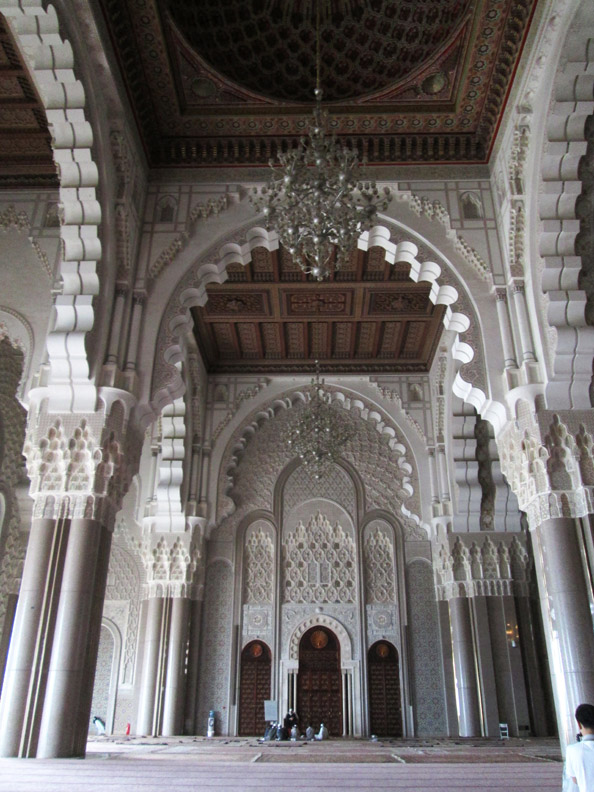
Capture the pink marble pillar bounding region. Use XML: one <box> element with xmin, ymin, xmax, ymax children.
<box><xmin>162</xmin><ymin>597</ymin><xmax>190</xmax><ymax>736</ymax></box>
<box><xmin>0</xmin><ymin>517</ymin><xmax>67</xmax><ymax>757</ymax></box>
<box><xmin>36</xmin><ymin>518</ymin><xmax>103</xmax><ymax>758</ymax></box>
<box><xmin>136</xmin><ymin>596</ymin><xmax>165</xmax><ymax>736</ymax></box>
<box><xmin>533</xmin><ymin>516</ymin><xmax>594</xmax><ymax>747</ymax></box>
<box><xmin>449</xmin><ymin>596</ymin><xmax>481</xmax><ymax>736</ymax></box>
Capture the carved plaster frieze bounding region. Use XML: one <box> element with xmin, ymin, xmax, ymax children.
<box><xmin>22</xmin><ymin>401</ymin><xmax>138</xmax><ymax>524</ymax></box>
<box><xmin>434</xmin><ymin>532</ymin><xmax>531</xmax><ymax>601</ymax></box>
<box><xmin>139</xmin><ymin>533</ymin><xmax>201</xmax><ymax>599</ymax></box>
<box><xmin>215</xmin><ymin>387</ymin><xmax>427</xmax><ymax>540</ymax></box>
<box><xmin>498</xmin><ymin>410</ymin><xmax>594</xmax><ymax>528</ymax></box>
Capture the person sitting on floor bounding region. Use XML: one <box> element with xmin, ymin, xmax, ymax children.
<box><xmin>315</xmin><ymin>723</ymin><xmax>329</xmax><ymax>741</ymax></box>
<box><xmin>305</xmin><ymin>725</ymin><xmax>315</xmax><ymax>741</ymax></box>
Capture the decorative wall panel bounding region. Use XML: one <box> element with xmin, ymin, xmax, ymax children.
<box><xmin>407</xmin><ymin>560</ymin><xmax>447</xmax><ymax>736</ymax></box>
<box><xmin>243</xmin><ymin>523</ymin><xmax>274</xmax><ymax>605</ymax></box>
<box><xmin>284</xmin><ymin>512</ymin><xmax>356</xmax><ymax>604</ymax></box>
<box><xmin>364</xmin><ymin>521</ymin><xmax>396</xmax><ymax>604</ymax></box>
<box><xmin>283</xmin><ymin>463</ymin><xmax>356</xmax><ymax>523</ymax></box>
<box><xmin>197</xmin><ymin>560</ymin><xmax>233</xmax><ymax>735</ymax></box>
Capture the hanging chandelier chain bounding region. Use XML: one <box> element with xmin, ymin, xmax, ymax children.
<box><xmin>284</xmin><ymin>361</ymin><xmax>355</xmax><ymax>480</ymax></box>
<box><xmin>250</xmin><ymin>1</ymin><xmax>391</xmax><ymax>281</ymax></box>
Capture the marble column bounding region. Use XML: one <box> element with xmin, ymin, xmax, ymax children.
<box><xmin>515</xmin><ymin>595</ymin><xmax>551</xmax><ymax>736</ymax></box>
<box><xmin>105</xmin><ymin>287</ymin><xmax>127</xmax><ymax>364</ymax></box>
<box><xmin>73</xmin><ymin>524</ymin><xmax>112</xmax><ymax>754</ymax></box>
<box><xmin>136</xmin><ymin>596</ymin><xmax>165</xmax><ymax>736</ymax></box>
<box><xmin>495</xmin><ymin>289</ymin><xmax>518</xmax><ymax>368</ymax></box>
<box><xmin>162</xmin><ymin>597</ymin><xmax>190</xmax><ymax>736</ymax></box>
<box><xmin>36</xmin><ymin>518</ymin><xmax>104</xmax><ymax>758</ymax></box>
<box><xmin>184</xmin><ymin>599</ymin><xmax>203</xmax><ymax>734</ymax></box>
<box><xmin>532</xmin><ymin>517</ymin><xmax>594</xmax><ymax>747</ymax></box>
<box><xmin>0</xmin><ymin>517</ymin><xmax>67</xmax><ymax>758</ymax></box>
<box><xmin>449</xmin><ymin>596</ymin><xmax>481</xmax><ymax>736</ymax></box>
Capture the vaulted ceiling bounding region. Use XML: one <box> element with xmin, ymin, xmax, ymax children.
<box><xmin>99</xmin><ymin>0</ymin><xmax>537</xmax><ymax>167</ymax></box>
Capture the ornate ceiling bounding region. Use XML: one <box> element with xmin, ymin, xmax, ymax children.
<box><xmin>192</xmin><ymin>244</ymin><xmax>446</xmax><ymax>373</ymax></box>
<box><xmin>0</xmin><ymin>13</ymin><xmax>56</xmax><ymax>186</ymax></box>
<box><xmin>100</xmin><ymin>0</ymin><xmax>537</xmax><ymax>166</ymax></box>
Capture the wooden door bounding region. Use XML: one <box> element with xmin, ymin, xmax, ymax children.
<box><xmin>238</xmin><ymin>640</ymin><xmax>271</xmax><ymax>736</ymax></box>
<box><xmin>368</xmin><ymin>641</ymin><xmax>402</xmax><ymax>737</ymax></box>
<box><xmin>297</xmin><ymin>627</ymin><xmax>342</xmax><ymax>736</ymax></box>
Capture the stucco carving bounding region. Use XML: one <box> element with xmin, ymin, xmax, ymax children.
<box><xmin>364</xmin><ymin>522</ymin><xmax>396</xmax><ymax>604</ymax></box>
<box><xmin>288</xmin><ymin>613</ymin><xmax>353</xmax><ymax>663</ymax></box>
<box><xmin>197</xmin><ymin>559</ymin><xmax>233</xmax><ymax>734</ymax></box>
<box><xmin>244</xmin><ymin>525</ymin><xmax>274</xmax><ymax>604</ymax></box>
<box><xmin>434</xmin><ymin>532</ymin><xmax>531</xmax><ymax>600</ymax></box>
<box><xmin>284</xmin><ymin>512</ymin><xmax>356</xmax><ymax>605</ymax></box>
<box><xmin>217</xmin><ymin>387</ymin><xmax>427</xmax><ymax>539</ymax></box>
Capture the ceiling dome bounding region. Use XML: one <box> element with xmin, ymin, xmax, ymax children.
<box><xmin>166</xmin><ymin>0</ymin><xmax>471</xmax><ymax>103</ymax></box>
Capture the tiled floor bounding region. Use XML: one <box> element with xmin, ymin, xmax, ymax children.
<box><xmin>0</xmin><ymin>737</ymin><xmax>564</xmax><ymax>792</ymax></box>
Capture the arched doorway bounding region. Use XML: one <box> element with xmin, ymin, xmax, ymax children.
<box><xmin>367</xmin><ymin>640</ymin><xmax>402</xmax><ymax>737</ymax></box>
<box><xmin>297</xmin><ymin>626</ymin><xmax>342</xmax><ymax>736</ymax></box>
<box><xmin>238</xmin><ymin>640</ymin><xmax>271</xmax><ymax>736</ymax></box>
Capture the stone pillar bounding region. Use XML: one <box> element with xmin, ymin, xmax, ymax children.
<box><xmin>73</xmin><ymin>524</ymin><xmax>113</xmax><ymax>754</ymax></box>
<box><xmin>184</xmin><ymin>598</ymin><xmax>203</xmax><ymax>734</ymax></box>
<box><xmin>511</xmin><ymin>281</ymin><xmax>536</xmax><ymax>363</ymax></box>
<box><xmin>437</xmin><ymin>444</ymin><xmax>450</xmax><ymax>502</ymax></box>
<box><xmin>162</xmin><ymin>597</ymin><xmax>190</xmax><ymax>736</ymax></box>
<box><xmin>495</xmin><ymin>289</ymin><xmax>518</xmax><ymax>368</ymax></box>
<box><xmin>125</xmin><ymin>292</ymin><xmax>145</xmax><ymax>371</ymax></box>
<box><xmin>136</xmin><ymin>596</ymin><xmax>165</xmax><ymax>736</ymax></box>
<box><xmin>449</xmin><ymin>596</ymin><xmax>481</xmax><ymax>736</ymax></box>
<box><xmin>532</xmin><ymin>516</ymin><xmax>594</xmax><ymax>746</ymax></box>
<box><xmin>36</xmin><ymin>518</ymin><xmax>105</xmax><ymax>758</ymax></box>
<box><xmin>515</xmin><ymin>595</ymin><xmax>551</xmax><ymax>736</ymax></box>
<box><xmin>0</xmin><ymin>517</ymin><xmax>66</xmax><ymax>757</ymax></box>
<box><xmin>471</xmin><ymin>596</ymin><xmax>499</xmax><ymax>736</ymax></box>
<box><xmin>105</xmin><ymin>287</ymin><xmax>127</xmax><ymax>364</ymax></box>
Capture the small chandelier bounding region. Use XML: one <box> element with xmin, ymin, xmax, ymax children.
<box><xmin>286</xmin><ymin>363</ymin><xmax>355</xmax><ymax>479</ymax></box>
<box><xmin>251</xmin><ymin>7</ymin><xmax>391</xmax><ymax>281</ymax></box>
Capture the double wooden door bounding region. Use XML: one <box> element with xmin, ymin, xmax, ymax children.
<box><xmin>297</xmin><ymin>627</ymin><xmax>342</xmax><ymax>736</ymax></box>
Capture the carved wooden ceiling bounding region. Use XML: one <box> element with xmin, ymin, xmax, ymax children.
<box><xmin>0</xmin><ymin>14</ymin><xmax>57</xmax><ymax>186</ymax></box>
<box><xmin>99</xmin><ymin>0</ymin><xmax>537</xmax><ymax>166</ymax></box>
<box><xmin>192</xmin><ymin>245</ymin><xmax>446</xmax><ymax>373</ymax></box>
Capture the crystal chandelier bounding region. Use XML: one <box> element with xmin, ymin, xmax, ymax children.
<box><xmin>251</xmin><ymin>6</ymin><xmax>391</xmax><ymax>281</ymax></box>
<box><xmin>286</xmin><ymin>363</ymin><xmax>355</xmax><ymax>479</ymax></box>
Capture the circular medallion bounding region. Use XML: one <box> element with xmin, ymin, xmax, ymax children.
<box><xmin>310</xmin><ymin>629</ymin><xmax>329</xmax><ymax>649</ymax></box>
<box><xmin>250</xmin><ymin>642</ymin><xmax>263</xmax><ymax>658</ymax></box>
<box><xmin>376</xmin><ymin>643</ymin><xmax>390</xmax><ymax>659</ymax></box>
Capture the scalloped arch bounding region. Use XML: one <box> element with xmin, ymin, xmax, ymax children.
<box><xmin>288</xmin><ymin>614</ymin><xmax>352</xmax><ymax>663</ymax></box>
<box><xmin>0</xmin><ymin>1</ymin><xmax>101</xmax><ymax>412</ymax></box>
<box><xmin>149</xmin><ymin>221</ymin><xmax>505</xmax><ymax>432</ymax></box>
<box><xmin>218</xmin><ymin>387</ymin><xmax>429</xmax><ymax>537</ymax></box>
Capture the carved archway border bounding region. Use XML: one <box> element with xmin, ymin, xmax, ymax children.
<box><xmin>0</xmin><ymin>307</ymin><xmax>33</xmax><ymax>400</ymax></box>
<box><xmin>288</xmin><ymin>614</ymin><xmax>353</xmax><ymax>663</ymax></box>
<box><xmin>149</xmin><ymin>222</ymin><xmax>505</xmax><ymax>432</ymax></box>
<box><xmin>1</xmin><ymin>2</ymin><xmax>101</xmax><ymax>412</ymax></box>
<box><xmin>218</xmin><ymin>387</ymin><xmax>429</xmax><ymax>538</ymax></box>
<box><xmin>536</xmin><ymin>6</ymin><xmax>594</xmax><ymax>409</ymax></box>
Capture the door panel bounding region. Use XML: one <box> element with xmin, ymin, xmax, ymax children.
<box><xmin>297</xmin><ymin>627</ymin><xmax>342</xmax><ymax>736</ymax></box>
<box><xmin>239</xmin><ymin>641</ymin><xmax>271</xmax><ymax>736</ymax></box>
<box><xmin>368</xmin><ymin>640</ymin><xmax>402</xmax><ymax>737</ymax></box>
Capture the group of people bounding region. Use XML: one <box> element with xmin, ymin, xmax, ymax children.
<box><xmin>262</xmin><ymin>709</ymin><xmax>329</xmax><ymax>742</ymax></box>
